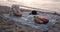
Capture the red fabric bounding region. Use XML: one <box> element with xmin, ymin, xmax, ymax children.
<box><xmin>39</xmin><ymin>18</ymin><xmax>48</xmax><ymax>23</ymax></box>
<box><xmin>16</xmin><ymin>12</ymin><xmax>22</xmax><ymax>14</ymax></box>
<box><xmin>39</xmin><ymin>20</ymin><xmax>44</xmax><ymax>23</ymax></box>
<box><xmin>42</xmin><ymin>18</ymin><xmax>48</xmax><ymax>22</ymax></box>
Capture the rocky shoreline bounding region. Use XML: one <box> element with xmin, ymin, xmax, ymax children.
<box><xmin>0</xmin><ymin>6</ymin><xmax>41</xmax><ymax>32</ymax></box>
<box><xmin>0</xmin><ymin>6</ymin><xmax>60</xmax><ymax>32</ymax></box>
<box><xmin>0</xmin><ymin>16</ymin><xmax>41</xmax><ymax>32</ymax></box>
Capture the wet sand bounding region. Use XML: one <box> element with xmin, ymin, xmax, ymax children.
<box><xmin>0</xmin><ymin>6</ymin><xmax>60</xmax><ymax>32</ymax></box>
<box><xmin>0</xmin><ymin>6</ymin><xmax>41</xmax><ymax>32</ymax></box>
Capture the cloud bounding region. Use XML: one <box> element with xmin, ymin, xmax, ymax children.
<box><xmin>53</xmin><ymin>0</ymin><xmax>60</xmax><ymax>2</ymax></box>
<box><xmin>0</xmin><ymin>0</ymin><xmax>60</xmax><ymax>13</ymax></box>
<box><xmin>48</xmin><ymin>0</ymin><xmax>60</xmax><ymax>2</ymax></box>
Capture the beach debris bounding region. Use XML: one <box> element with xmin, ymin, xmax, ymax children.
<box><xmin>10</xmin><ymin>4</ymin><xmax>22</xmax><ymax>17</ymax></box>
<box><xmin>33</xmin><ymin>16</ymin><xmax>49</xmax><ymax>24</ymax></box>
<box><xmin>30</xmin><ymin>10</ymin><xmax>38</xmax><ymax>15</ymax></box>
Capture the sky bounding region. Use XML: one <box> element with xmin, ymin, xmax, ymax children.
<box><xmin>0</xmin><ymin>0</ymin><xmax>60</xmax><ymax>13</ymax></box>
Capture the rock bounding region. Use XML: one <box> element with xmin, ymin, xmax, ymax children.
<box><xmin>18</xmin><ymin>31</ymin><xmax>24</xmax><ymax>32</ymax></box>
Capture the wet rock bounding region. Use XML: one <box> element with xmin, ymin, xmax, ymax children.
<box><xmin>19</xmin><ymin>31</ymin><xmax>24</xmax><ymax>32</ymax></box>
<box><xmin>5</xmin><ymin>30</ymin><xmax>13</xmax><ymax>32</ymax></box>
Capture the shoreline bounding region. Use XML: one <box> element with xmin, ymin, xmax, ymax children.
<box><xmin>0</xmin><ymin>5</ymin><xmax>60</xmax><ymax>32</ymax></box>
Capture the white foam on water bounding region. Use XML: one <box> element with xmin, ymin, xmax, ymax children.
<box><xmin>2</xmin><ymin>12</ymin><xmax>60</xmax><ymax>31</ymax></box>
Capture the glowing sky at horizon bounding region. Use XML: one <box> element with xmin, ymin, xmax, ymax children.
<box><xmin>0</xmin><ymin>0</ymin><xmax>60</xmax><ymax>13</ymax></box>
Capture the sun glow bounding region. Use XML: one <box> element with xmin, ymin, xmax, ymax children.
<box><xmin>11</xmin><ymin>0</ymin><xmax>53</xmax><ymax>7</ymax></box>
<box><xmin>0</xmin><ymin>0</ymin><xmax>60</xmax><ymax>12</ymax></box>
<box><xmin>10</xmin><ymin>0</ymin><xmax>60</xmax><ymax>13</ymax></box>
